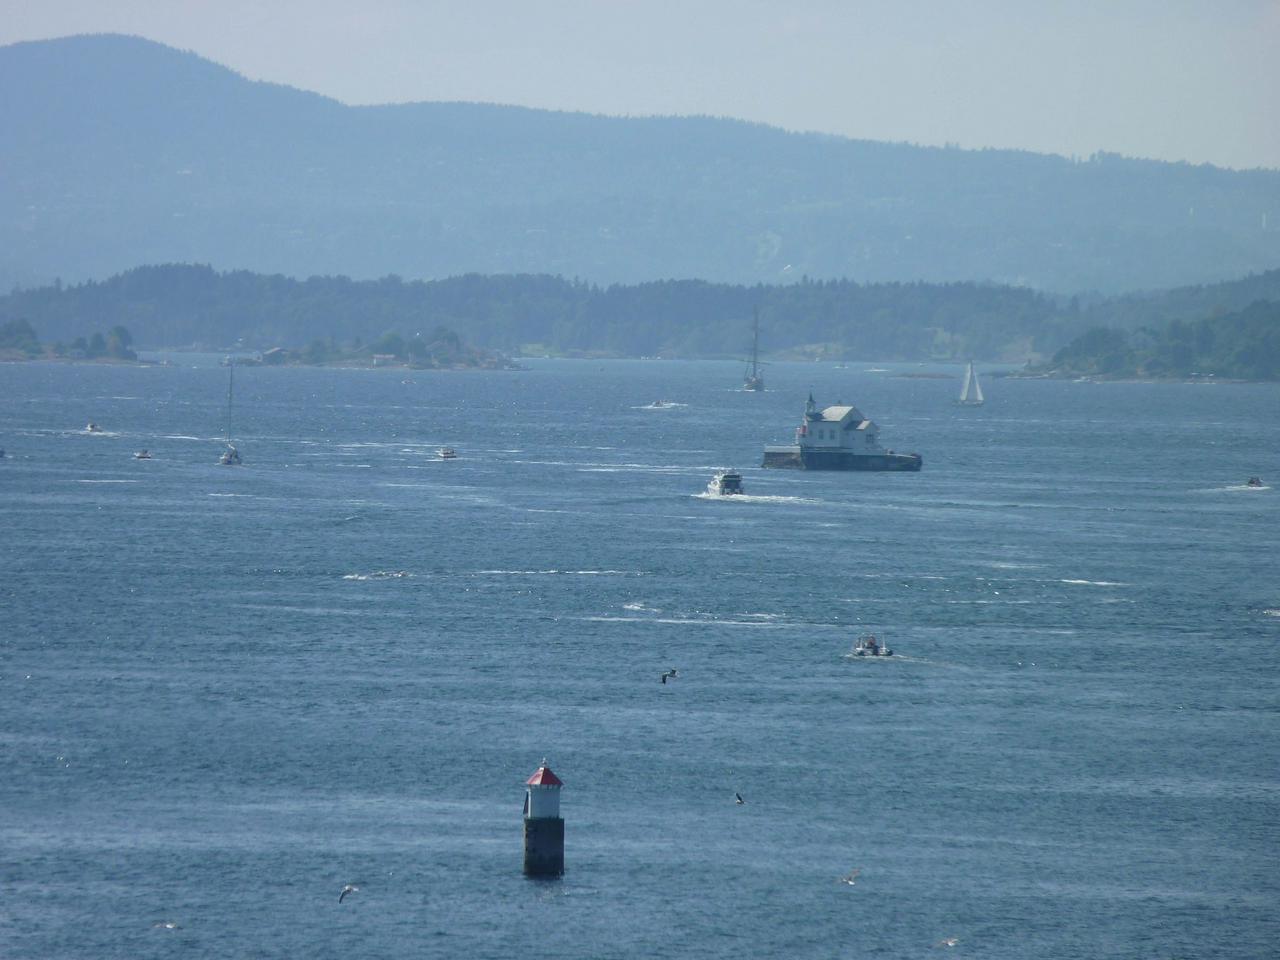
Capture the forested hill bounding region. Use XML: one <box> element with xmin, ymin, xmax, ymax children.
<box><xmin>3</xmin><ymin>34</ymin><xmax>1280</xmax><ymax>295</ymax></box>
<box><xmin>1</xmin><ymin>265</ymin><xmax>1062</xmax><ymax>360</ymax></box>
<box><xmin>1038</xmin><ymin>300</ymin><xmax>1280</xmax><ymax>380</ymax></box>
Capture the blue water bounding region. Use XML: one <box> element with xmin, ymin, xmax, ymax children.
<box><xmin>2</xmin><ymin>358</ymin><xmax>1277</xmax><ymax>959</ymax></box>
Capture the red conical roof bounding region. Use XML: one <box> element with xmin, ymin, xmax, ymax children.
<box><xmin>526</xmin><ymin>764</ymin><xmax>563</xmax><ymax>786</ymax></box>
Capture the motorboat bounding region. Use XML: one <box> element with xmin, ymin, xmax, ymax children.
<box><xmin>707</xmin><ymin>470</ymin><xmax>744</xmax><ymax>496</ymax></box>
<box><xmin>133</xmin><ymin>450</ymin><xmax>152</xmax><ymax>460</ymax></box>
<box><xmin>85</xmin><ymin>421</ymin><xmax>102</xmax><ymax>432</ymax></box>
<box><xmin>848</xmin><ymin>634</ymin><xmax>893</xmax><ymax>657</ymax></box>
<box><xmin>1246</xmin><ymin>476</ymin><xmax>1263</xmax><ymax>487</ymax></box>
<box><xmin>219</xmin><ymin>444</ymin><xmax>241</xmax><ymax>466</ymax></box>
<box><xmin>437</xmin><ymin>447</ymin><xmax>458</xmax><ymax>460</ymax></box>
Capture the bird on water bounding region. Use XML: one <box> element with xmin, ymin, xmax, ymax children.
<box><xmin>838</xmin><ymin>869</ymin><xmax>860</xmax><ymax>885</ymax></box>
<box><xmin>339</xmin><ymin>884</ymin><xmax>359</xmax><ymax>903</ymax></box>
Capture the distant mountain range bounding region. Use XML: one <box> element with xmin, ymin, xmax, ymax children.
<box><xmin>2</xmin><ymin>34</ymin><xmax>1278</xmax><ymax>295</ymax></box>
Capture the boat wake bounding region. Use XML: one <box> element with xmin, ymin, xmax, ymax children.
<box><xmin>693</xmin><ymin>492</ymin><xmax>819</xmax><ymax>505</ymax></box>
<box><xmin>1059</xmin><ymin>579</ymin><xmax>1128</xmax><ymax>587</ymax></box>
<box><xmin>342</xmin><ymin>570</ymin><xmax>413</xmax><ymax>581</ymax></box>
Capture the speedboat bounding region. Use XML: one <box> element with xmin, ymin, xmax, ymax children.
<box><xmin>219</xmin><ymin>444</ymin><xmax>241</xmax><ymax>466</ymax></box>
<box><xmin>437</xmin><ymin>447</ymin><xmax>458</xmax><ymax>460</ymax></box>
<box><xmin>133</xmin><ymin>450</ymin><xmax>152</xmax><ymax>460</ymax></box>
<box><xmin>85</xmin><ymin>422</ymin><xmax>102</xmax><ymax>433</ymax></box>
<box><xmin>1246</xmin><ymin>476</ymin><xmax>1263</xmax><ymax>487</ymax></box>
<box><xmin>707</xmin><ymin>470</ymin><xmax>744</xmax><ymax>496</ymax></box>
<box><xmin>848</xmin><ymin>634</ymin><xmax>893</xmax><ymax>657</ymax></box>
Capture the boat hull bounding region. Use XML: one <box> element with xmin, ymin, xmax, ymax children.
<box><xmin>762</xmin><ymin>446</ymin><xmax>922</xmax><ymax>471</ymax></box>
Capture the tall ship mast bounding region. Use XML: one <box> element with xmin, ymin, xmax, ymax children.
<box><xmin>743</xmin><ymin>308</ymin><xmax>765</xmax><ymax>392</ymax></box>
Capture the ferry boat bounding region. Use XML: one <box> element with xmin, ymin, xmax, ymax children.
<box><xmin>847</xmin><ymin>634</ymin><xmax>893</xmax><ymax>657</ymax></box>
<box><xmin>437</xmin><ymin>447</ymin><xmax>458</xmax><ymax>460</ymax></box>
<box><xmin>763</xmin><ymin>394</ymin><xmax>922</xmax><ymax>471</ymax></box>
<box><xmin>707</xmin><ymin>470</ymin><xmax>745</xmax><ymax>496</ymax></box>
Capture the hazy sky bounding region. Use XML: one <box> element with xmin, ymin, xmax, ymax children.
<box><xmin>3</xmin><ymin>0</ymin><xmax>1278</xmax><ymax>169</ymax></box>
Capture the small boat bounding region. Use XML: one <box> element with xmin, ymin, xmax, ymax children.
<box><xmin>219</xmin><ymin>444</ymin><xmax>241</xmax><ymax>466</ymax></box>
<box><xmin>707</xmin><ymin>470</ymin><xmax>744</xmax><ymax>496</ymax></box>
<box><xmin>85</xmin><ymin>421</ymin><xmax>102</xmax><ymax>433</ymax></box>
<box><xmin>1246</xmin><ymin>476</ymin><xmax>1263</xmax><ymax>488</ymax></box>
<box><xmin>848</xmin><ymin>634</ymin><xmax>893</xmax><ymax>657</ymax></box>
<box><xmin>954</xmin><ymin>361</ymin><xmax>984</xmax><ymax>406</ymax></box>
<box><xmin>133</xmin><ymin>450</ymin><xmax>152</xmax><ymax>460</ymax></box>
<box><xmin>437</xmin><ymin>447</ymin><xmax>458</xmax><ymax>460</ymax></box>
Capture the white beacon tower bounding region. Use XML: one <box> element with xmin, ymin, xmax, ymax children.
<box><xmin>522</xmin><ymin>759</ymin><xmax>564</xmax><ymax>876</ymax></box>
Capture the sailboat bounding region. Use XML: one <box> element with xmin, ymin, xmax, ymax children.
<box><xmin>743</xmin><ymin>308</ymin><xmax>765</xmax><ymax>392</ymax></box>
<box><xmin>219</xmin><ymin>358</ymin><xmax>242</xmax><ymax>465</ymax></box>
<box><xmin>955</xmin><ymin>360</ymin><xmax>984</xmax><ymax>406</ymax></box>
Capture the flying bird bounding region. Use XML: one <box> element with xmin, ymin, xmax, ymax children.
<box><xmin>660</xmin><ymin>669</ymin><xmax>679</xmax><ymax>684</ymax></box>
<box><xmin>735</xmin><ymin>792</ymin><xmax>746</xmax><ymax>805</ymax></box>
<box><xmin>838</xmin><ymin>869</ymin><xmax>861</xmax><ymax>885</ymax></box>
<box><xmin>935</xmin><ymin>938</ymin><xmax>959</xmax><ymax>948</ymax></box>
<box><xmin>339</xmin><ymin>884</ymin><xmax>359</xmax><ymax>903</ymax></box>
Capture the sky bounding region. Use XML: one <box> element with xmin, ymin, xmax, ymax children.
<box><xmin>2</xmin><ymin>0</ymin><xmax>1278</xmax><ymax>170</ymax></box>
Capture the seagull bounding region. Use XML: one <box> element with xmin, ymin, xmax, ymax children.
<box><xmin>735</xmin><ymin>792</ymin><xmax>746</xmax><ymax>805</ymax></box>
<box><xmin>838</xmin><ymin>869</ymin><xmax>861</xmax><ymax>885</ymax></box>
<box><xmin>935</xmin><ymin>937</ymin><xmax>959</xmax><ymax>948</ymax></box>
<box><xmin>152</xmin><ymin>921</ymin><xmax>180</xmax><ymax>930</ymax></box>
<box><xmin>660</xmin><ymin>669</ymin><xmax>679</xmax><ymax>684</ymax></box>
<box><xmin>339</xmin><ymin>884</ymin><xmax>359</xmax><ymax>903</ymax></box>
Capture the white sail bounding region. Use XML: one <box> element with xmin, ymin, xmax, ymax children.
<box><xmin>959</xmin><ymin>363</ymin><xmax>973</xmax><ymax>401</ymax></box>
<box><xmin>973</xmin><ymin>367</ymin><xmax>984</xmax><ymax>403</ymax></box>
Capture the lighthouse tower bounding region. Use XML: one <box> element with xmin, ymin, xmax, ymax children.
<box><xmin>522</xmin><ymin>760</ymin><xmax>564</xmax><ymax>876</ymax></box>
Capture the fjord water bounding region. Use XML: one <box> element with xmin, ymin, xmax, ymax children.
<box><xmin>2</xmin><ymin>358</ymin><xmax>1277</xmax><ymax>960</ymax></box>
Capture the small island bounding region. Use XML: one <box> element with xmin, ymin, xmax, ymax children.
<box><xmin>1021</xmin><ymin>300</ymin><xmax>1279</xmax><ymax>381</ymax></box>
<box><xmin>243</xmin><ymin>326</ymin><xmax>519</xmax><ymax>370</ymax></box>
<box><xmin>0</xmin><ymin>317</ymin><xmax>516</xmax><ymax>370</ymax></box>
<box><xmin>0</xmin><ymin>318</ymin><xmax>144</xmax><ymax>363</ymax></box>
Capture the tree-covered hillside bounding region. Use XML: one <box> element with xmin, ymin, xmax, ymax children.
<box><xmin>0</xmin><ymin>264</ymin><xmax>1064</xmax><ymax>361</ymax></box>
<box><xmin>1037</xmin><ymin>300</ymin><xmax>1280</xmax><ymax>380</ymax></box>
<box><xmin>2</xmin><ymin>34</ymin><xmax>1278</xmax><ymax>294</ymax></box>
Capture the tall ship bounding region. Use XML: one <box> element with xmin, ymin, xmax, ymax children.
<box><xmin>743</xmin><ymin>309</ymin><xmax>765</xmax><ymax>392</ymax></box>
<box><xmin>763</xmin><ymin>394</ymin><xmax>922</xmax><ymax>471</ymax></box>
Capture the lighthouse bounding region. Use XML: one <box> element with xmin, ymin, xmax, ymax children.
<box><xmin>522</xmin><ymin>759</ymin><xmax>564</xmax><ymax>876</ymax></box>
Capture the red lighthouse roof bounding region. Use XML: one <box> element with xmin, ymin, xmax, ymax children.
<box><xmin>526</xmin><ymin>763</ymin><xmax>563</xmax><ymax>786</ymax></box>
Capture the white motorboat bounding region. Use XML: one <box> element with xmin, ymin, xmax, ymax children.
<box><xmin>707</xmin><ymin>470</ymin><xmax>744</xmax><ymax>495</ymax></box>
<box><xmin>848</xmin><ymin>634</ymin><xmax>893</xmax><ymax>657</ymax></box>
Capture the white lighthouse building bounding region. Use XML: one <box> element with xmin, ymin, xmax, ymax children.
<box><xmin>522</xmin><ymin>760</ymin><xmax>564</xmax><ymax>876</ymax></box>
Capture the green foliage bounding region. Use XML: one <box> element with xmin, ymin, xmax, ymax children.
<box><xmin>0</xmin><ymin>317</ymin><xmax>41</xmax><ymax>354</ymax></box>
<box><xmin>1041</xmin><ymin>301</ymin><xmax>1280</xmax><ymax>379</ymax></box>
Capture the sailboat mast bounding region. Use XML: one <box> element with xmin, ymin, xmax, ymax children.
<box><xmin>225</xmin><ymin>359</ymin><xmax>234</xmax><ymax>443</ymax></box>
<box><xmin>751</xmin><ymin>309</ymin><xmax>760</xmax><ymax>377</ymax></box>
